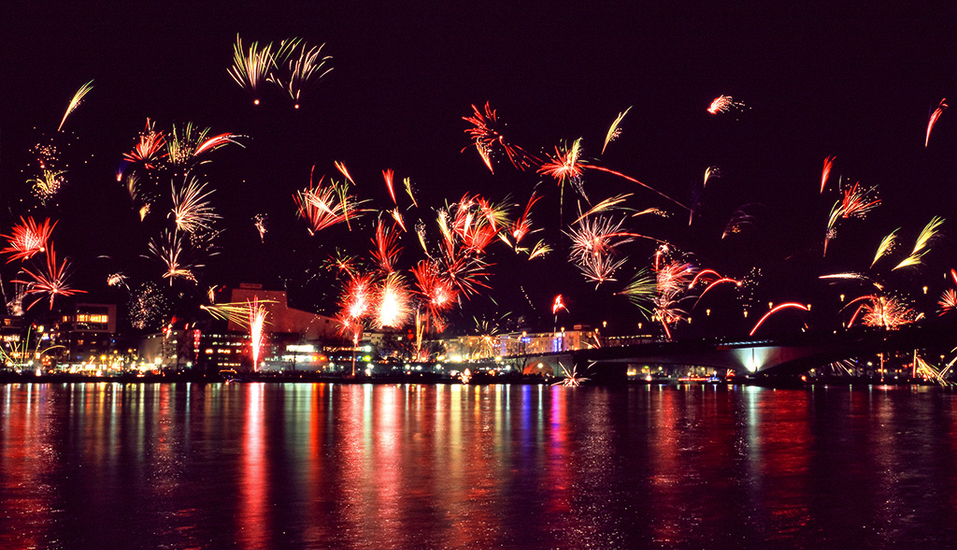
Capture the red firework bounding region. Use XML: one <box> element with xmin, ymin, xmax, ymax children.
<box><xmin>12</xmin><ymin>244</ymin><xmax>86</xmax><ymax>310</ymax></box>
<box><xmin>1</xmin><ymin>217</ymin><xmax>57</xmax><ymax>263</ymax></box>
<box><xmin>462</xmin><ymin>102</ymin><xmax>539</xmax><ymax>172</ymax></box>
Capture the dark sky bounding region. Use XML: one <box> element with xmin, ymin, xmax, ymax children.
<box><xmin>2</xmin><ymin>1</ymin><xmax>956</xmax><ymax>337</ymax></box>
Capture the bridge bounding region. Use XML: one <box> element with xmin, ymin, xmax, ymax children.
<box><xmin>516</xmin><ymin>318</ymin><xmax>957</xmax><ymax>382</ymax></box>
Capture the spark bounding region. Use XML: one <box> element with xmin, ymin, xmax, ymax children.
<box><xmin>707</xmin><ymin>95</ymin><xmax>745</xmax><ymax>115</ymax></box>
<box><xmin>253</xmin><ymin>213</ymin><xmax>267</xmax><ymax>242</ymax></box>
<box><xmin>509</xmin><ymin>191</ymin><xmax>543</xmax><ymax>246</ymax></box>
<box><xmin>1</xmin><ymin>217</ymin><xmax>56</xmax><ymax>263</ymax></box>
<box><xmin>57</xmin><ymin>80</ymin><xmax>94</xmax><ymax>132</ymax></box>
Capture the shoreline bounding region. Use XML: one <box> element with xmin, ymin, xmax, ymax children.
<box><xmin>0</xmin><ymin>370</ymin><xmax>948</xmax><ymax>389</ymax></box>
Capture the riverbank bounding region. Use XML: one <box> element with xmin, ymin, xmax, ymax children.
<box><xmin>0</xmin><ymin>369</ymin><xmax>948</xmax><ymax>388</ymax></box>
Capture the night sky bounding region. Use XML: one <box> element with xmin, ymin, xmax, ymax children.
<box><xmin>2</xmin><ymin>2</ymin><xmax>956</xmax><ymax>337</ymax></box>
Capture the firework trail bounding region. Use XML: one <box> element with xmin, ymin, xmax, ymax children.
<box><xmin>572</xmin><ymin>194</ymin><xmax>633</xmax><ymax>224</ymax></box>
<box><xmin>411</xmin><ymin>259</ymin><xmax>457</xmax><ymax>333</ymax></box>
<box><xmin>382</xmin><ymin>169</ymin><xmax>397</xmax><ymax>204</ymax></box>
<box><xmin>925</xmin><ymin>98</ymin><xmax>947</xmax><ymax>148</ymax></box>
<box><xmin>820</xmin><ymin>156</ymin><xmax>835</xmax><ymax>193</ymax></box>
<box><xmin>748</xmin><ymin>303</ymin><xmax>808</xmax><ymax>336</ymax></box>
<box><xmin>57</xmin><ymin>80</ymin><xmax>94</xmax><ymax>132</ymax></box>
<box><xmin>267</xmin><ymin>39</ymin><xmax>332</xmax><ymax>108</ymax></box>
<box><xmin>294</xmin><ymin>173</ymin><xmax>369</xmax><ymax>234</ymax></box>
<box><xmin>601</xmin><ymin>106</ymin><xmax>631</xmax><ymax>155</ymax></box>
<box><xmin>12</xmin><ymin>245</ymin><xmax>86</xmax><ymax>310</ymax></box>
<box><xmin>171</xmin><ymin>175</ymin><xmax>220</xmax><ymax>234</ymax></box>
<box><xmin>690</xmin><ymin>270</ymin><xmax>741</xmax><ymax>308</ymax></box>
<box><xmin>824</xmin><ymin>180</ymin><xmax>880</xmax><ymax>255</ymax></box>
<box><xmin>1</xmin><ymin>217</ymin><xmax>56</xmax><ymax>263</ymax></box>
<box><xmin>618</xmin><ymin>266</ymin><xmax>656</xmax><ymax>318</ymax></box>
<box><xmin>403</xmin><ymin>177</ymin><xmax>418</xmax><ymax>207</ymax></box>
<box><xmin>462</xmin><ymin>102</ymin><xmax>539</xmax><ymax>172</ymax></box>
<box><xmin>166</xmin><ymin>122</ymin><xmax>243</xmax><ymax>166</ymax></box>
<box><xmin>703</xmin><ymin>166</ymin><xmax>721</xmax><ymax>188</ymax></box>
<box><xmin>389</xmin><ymin>208</ymin><xmax>406</xmax><ymax>232</ymax></box>
<box><xmin>508</xmin><ymin>191</ymin><xmax>543</xmax><ymax>247</ymax></box>
<box><xmin>247</xmin><ymin>297</ymin><xmax>268</xmax><ymax>371</ymax></box>
<box><xmin>722</xmin><ymin>204</ymin><xmax>758</xmax><ymax>238</ymax></box>
<box><xmin>552</xmin><ymin>294</ymin><xmax>567</xmax><ymax>315</ymax></box>
<box><xmin>870</xmin><ymin>228</ymin><xmax>899</xmax><ymax>267</ymax></box>
<box><xmin>892</xmin><ymin>216</ymin><xmax>944</xmax><ymax>270</ymax></box>
<box><xmin>228</xmin><ymin>35</ymin><xmax>276</xmax><ymax>105</ymax></box>
<box><xmin>371</xmin><ymin>219</ymin><xmax>402</xmax><ymax>273</ymax></box>
<box><xmin>707</xmin><ymin>95</ymin><xmax>746</xmax><ymax>115</ymax></box>
<box><xmin>587</xmin><ymin>165</ymin><xmax>691</xmax><ymax>213</ymax></box>
<box><xmin>939</xmin><ymin>288</ymin><xmax>957</xmax><ymax>315</ymax></box>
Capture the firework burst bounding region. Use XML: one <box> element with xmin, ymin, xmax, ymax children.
<box><xmin>228</xmin><ymin>35</ymin><xmax>277</xmax><ymax>105</ymax></box>
<box><xmin>171</xmin><ymin>175</ymin><xmax>220</xmax><ymax>234</ymax></box>
<box><xmin>1</xmin><ymin>217</ymin><xmax>57</xmax><ymax>263</ymax></box>
<box><xmin>462</xmin><ymin>102</ymin><xmax>539</xmax><ymax>172</ymax></box>
<box><xmin>12</xmin><ymin>245</ymin><xmax>86</xmax><ymax>310</ymax></box>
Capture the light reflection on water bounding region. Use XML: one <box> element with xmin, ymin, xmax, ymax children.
<box><xmin>1</xmin><ymin>382</ymin><xmax>956</xmax><ymax>549</ymax></box>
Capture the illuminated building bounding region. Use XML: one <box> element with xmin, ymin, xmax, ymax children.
<box><xmin>53</xmin><ymin>303</ymin><xmax>117</xmax><ymax>365</ymax></box>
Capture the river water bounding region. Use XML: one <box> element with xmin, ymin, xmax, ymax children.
<box><xmin>1</xmin><ymin>382</ymin><xmax>955</xmax><ymax>549</ymax></box>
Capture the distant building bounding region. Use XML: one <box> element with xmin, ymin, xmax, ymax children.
<box><xmin>154</xmin><ymin>284</ymin><xmax>344</xmax><ymax>373</ymax></box>
<box><xmin>53</xmin><ymin>303</ymin><xmax>118</xmax><ymax>365</ymax></box>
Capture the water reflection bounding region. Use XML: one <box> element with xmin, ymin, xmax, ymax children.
<box><xmin>1</xmin><ymin>382</ymin><xmax>956</xmax><ymax>549</ymax></box>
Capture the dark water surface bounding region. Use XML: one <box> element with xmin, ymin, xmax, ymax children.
<box><xmin>2</xmin><ymin>382</ymin><xmax>956</xmax><ymax>549</ymax></box>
